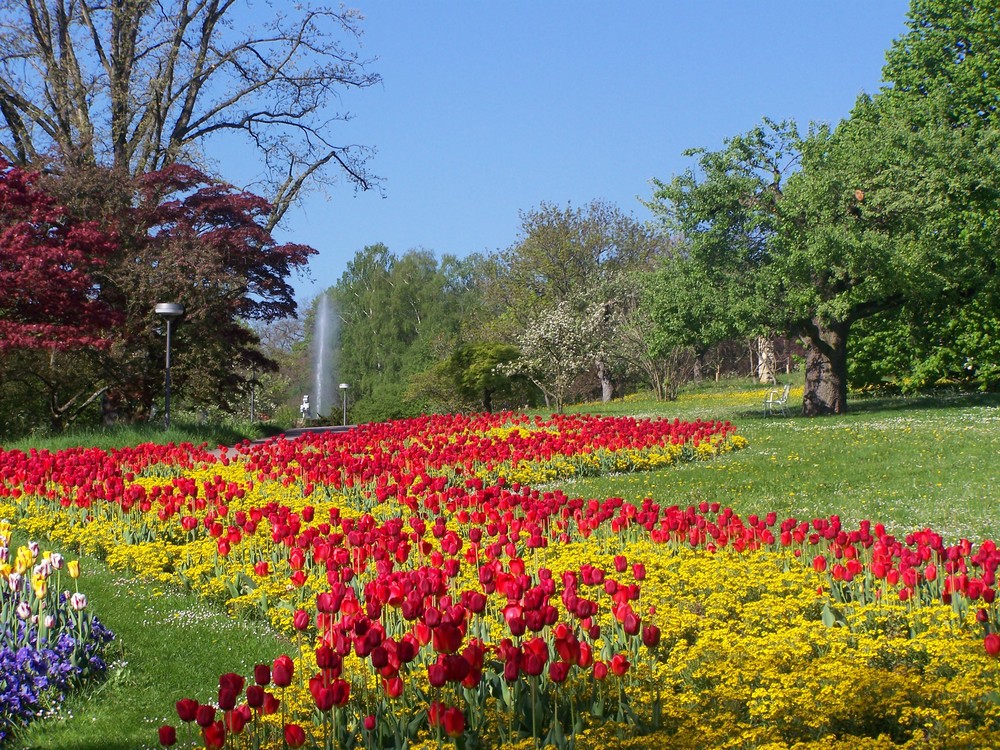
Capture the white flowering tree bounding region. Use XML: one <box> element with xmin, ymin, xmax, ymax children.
<box><xmin>503</xmin><ymin>301</ymin><xmax>606</xmax><ymax>413</ymax></box>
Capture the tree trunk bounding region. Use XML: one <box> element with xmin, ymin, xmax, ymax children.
<box><xmin>596</xmin><ymin>360</ymin><xmax>614</xmax><ymax>403</ymax></box>
<box><xmin>801</xmin><ymin>318</ymin><xmax>849</xmax><ymax>416</ymax></box>
<box><xmin>756</xmin><ymin>336</ymin><xmax>776</xmax><ymax>384</ymax></box>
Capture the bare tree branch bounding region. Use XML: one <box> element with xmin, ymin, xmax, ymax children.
<box><xmin>0</xmin><ymin>0</ymin><xmax>380</xmax><ymax>219</ymax></box>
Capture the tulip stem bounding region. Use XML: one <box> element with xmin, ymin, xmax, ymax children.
<box><xmin>530</xmin><ymin>675</ymin><xmax>539</xmax><ymax>750</ymax></box>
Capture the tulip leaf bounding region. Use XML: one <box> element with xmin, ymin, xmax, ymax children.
<box><xmin>821</xmin><ymin>601</ymin><xmax>847</xmax><ymax>628</ymax></box>
<box><xmin>592</xmin><ymin>698</ymin><xmax>605</xmax><ymax>718</ymax></box>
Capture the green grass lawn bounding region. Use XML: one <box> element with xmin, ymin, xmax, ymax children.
<box><xmin>9</xmin><ymin>543</ymin><xmax>286</xmax><ymax>750</ymax></box>
<box><xmin>0</xmin><ymin>419</ymin><xmax>282</xmax><ymax>454</ymax></box>
<box><xmin>7</xmin><ymin>380</ymin><xmax>1000</xmax><ymax>746</ymax></box>
<box><xmin>559</xmin><ymin>384</ymin><xmax>1000</xmax><ymax>543</ymax></box>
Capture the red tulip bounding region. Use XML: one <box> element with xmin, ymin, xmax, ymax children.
<box><xmin>246</xmin><ymin>685</ymin><xmax>264</xmax><ymax>709</ymax></box>
<box><xmin>427</xmin><ymin>661</ymin><xmax>448</xmax><ymax>688</ymax></box>
<box><xmin>622</xmin><ymin>608</ymin><xmax>641</xmax><ymax>636</ymax></box>
<box><xmin>331</xmin><ymin>678</ymin><xmax>351</xmax><ymax>707</ymax></box>
<box><xmin>383</xmin><ymin>676</ymin><xmax>404</xmax><ymax>698</ymax></box>
<box><xmin>219</xmin><ymin>672</ymin><xmax>245</xmax><ymax>695</ymax></box>
<box><xmin>253</xmin><ymin>663</ymin><xmax>271</xmax><ymax>686</ymax></box>
<box><xmin>611</xmin><ymin>653</ymin><xmax>630</xmax><ymax>676</ymax></box>
<box><xmin>203</xmin><ymin>720</ymin><xmax>226</xmax><ymax>749</ymax></box>
<box><xmin>293</xmin><ymin>609</ymin><xmax>310</xmax><ymax>631</ymax></box>
<box><xmin>175</xmin><ymin>698</ymin><xmax>198</xmax><ymax>723</ymax></box>
<box><xmin>272</xmin><ymin>655</ymin><xmax>294</xmax><ymax>687</ymax></box>
<box><xmin>432</xmin><ymin>622</ymin><xmax>464</xmax><ymax>654</ymax></box>
<box><xmin>549</xmin><ymin>661</ymin><xmax>570</xmax><ymax>683</ymax></box>
<box><xmin>316</xmin><ymin>644</ymin><xmax>337</xmax><ymax>670</ymax></box>
<box><xmin>195</xmin><ymin>704</ymin><xmax>216</xmax><ymax>728</ymax></box>
<box><xmin>316</xmin><ymin>592</ymin><xmax>339</xmax><ymax>612</ymax></box>
<box><xmin>985</xmin><ymin>633</ymin><xmax>1000</xmax><ymax>657</ymax></box>
<box><xmin>218</xmin><ymin>687</ymin><xmax>237</xmax><ymax>712</ymax></box>
<box><xmin>225</xmin><ymin>705</ymin><xmax>250</xmax><ymax>734</ymax></box>
<box><xmin>284</xmin><ymin>723</ymin><xmax>307</xmax><ymax>748</ymax></box>
<box><xmin>158</xmin><ymin>725</ymin><xmax>177</xmax><ymax>746</ymax></box>
<box><xmin>642</xmin><ymin>624</ymin><xmax>661</xmax><ymax>649</ymax></box>
<box><xmin>428</xmin><ymin>701</ymin><xmax>445</xmax><ymax>728</ymax></box>
<box><xmin>443</xmin><ymin>707</ymin><xmax>465</xmax><ymax>738</ymax></box>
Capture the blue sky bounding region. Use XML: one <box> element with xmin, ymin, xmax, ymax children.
<box><xmin>265</xmin><ymin>1</ymin><xmax>912</xmax><ymax>304</ymax></box>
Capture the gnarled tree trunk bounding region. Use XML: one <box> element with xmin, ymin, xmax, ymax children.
<box><xmin>801</xmin><ymin>318</ymin><xmax>849</xmax><ymax>415</ymax></box>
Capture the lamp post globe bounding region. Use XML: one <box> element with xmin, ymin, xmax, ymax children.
<box><xmin>154</xmin><ymin>303</ymin><xmax>185</xmax><ymax>430</ymax></box>
<box><xmin>339</xmin><ymin>383</ymin><xmax>349</xmax><ymax>426</ymax></box>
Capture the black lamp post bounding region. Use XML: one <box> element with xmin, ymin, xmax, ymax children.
<box><xmin>339</xmin><ymin>382</ymin><xmax>349</xmax><ymax>426</ymax></box>
<box><xmin>154</xmin><ymin>303</ymin><xmax>184</xmax><ymax>429</ymax></box>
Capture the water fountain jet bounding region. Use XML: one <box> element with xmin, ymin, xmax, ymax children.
<box><xmin>310</xmin><ymin>292</ymin><xmax>338</xmax><ymax>419</ymax></box>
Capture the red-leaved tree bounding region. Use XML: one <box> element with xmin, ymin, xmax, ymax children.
<box><xmin>0</xmin><ymin>160</ymin><xmax>118</xmax><ymax>351</ymax></box>
<box><xmin>50</xmin><ymin>164</ymin><xmax>316</xmax><ymax>424</ymax></box>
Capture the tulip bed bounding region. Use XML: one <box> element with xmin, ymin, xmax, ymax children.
<box><xmin>1</xmin><ymin>411</ymin><xmax>1000</xmax><ymax>749</ymax></box>
<box><xmin>0</xmin><ymin>522</ymin><xmax>115</xmax><ymax>744</ymax></box>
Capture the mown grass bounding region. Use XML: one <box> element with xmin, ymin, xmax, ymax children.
<box><xmin>0</xmin><ymin>418</ymin><xmax>285</xmax><ymax>454</ymax></box>
<box><xmin>559</xmin><ymin>382</ymin><xmax>1000</xmax><ymax>543</ymax></box>
<box><xmin>9</xmin><ymin>537</ymin><xmax>286</xmax><ymax>750</ymax></box>
<box><xmin>7</xmin><ymin>379</ymin><xmax>1000</xmax><ymax>746</ymax></box>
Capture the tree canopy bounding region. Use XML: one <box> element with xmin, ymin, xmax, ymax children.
<box><xmin>0</xmin><ymin>159</ymin><xmax>118</xmax><ymax>352</ymax></box>
<box><xmin>644</xmin><ymin>0</ymin><xmax>1000</xmax><ymax>414</ymax></box>
<box><xmin>0</xmin><ymin>0</ymin><xmax>380</xmax><ymax>227</ymax></box>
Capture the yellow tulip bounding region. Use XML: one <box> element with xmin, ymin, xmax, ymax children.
<box><xmin>67</xmin><ymin>559</ymin><xmax>81</xmax><ymax>579</ymax></box>
<box><xmin>14</xmin><ymin>547</ymin><xmax>32</xmax><ymax>575</ymax></box>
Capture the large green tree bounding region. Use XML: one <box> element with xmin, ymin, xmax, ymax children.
<box><xmin>845</xmin><ymin>0</ymin><xmax>1000</xmax><ymax>393</ymax></box>
<box><xmin>647</xmin><ymin>0</ymin><xmax>1000</xmax><ymax>414</ymax></box>
<box><xmin>644</xmin><ymin>120</ymin><xmax>799</xmax><ymax>399</ymax></box>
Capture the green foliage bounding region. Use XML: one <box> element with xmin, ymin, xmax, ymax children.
<box><xmin>498</xmin><ymin>200</ymin><xmax>663</xmax><ymax>316</ymax></box>
<box><xmin>332</xmin><ymin>245</ymin><xmax>476</xmax><ymax>423</ymax></box>
<box><xmin>642</xmin><ymin>257</ymin><xmax>733</xmax><ymax>357</ymax></box>
<box><xmin>851</xmin><ymin>290</ymin><xmax>1000</xmax><ymax>393</ymax></box>
<box><xmin>644</xmin><ymin>118</ymin><xmax>797</xmax><ymax>345</ymax></box>
<box><xmin>883</xmin><ymin>0</ymin><xmax>1000</xmax><ymax>129</ymax></box>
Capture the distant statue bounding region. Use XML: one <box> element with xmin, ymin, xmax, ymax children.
<box><xmin>299</xmin><ymin>395</ymin><xmax>311</xmax><ymax>421</ymax></box>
